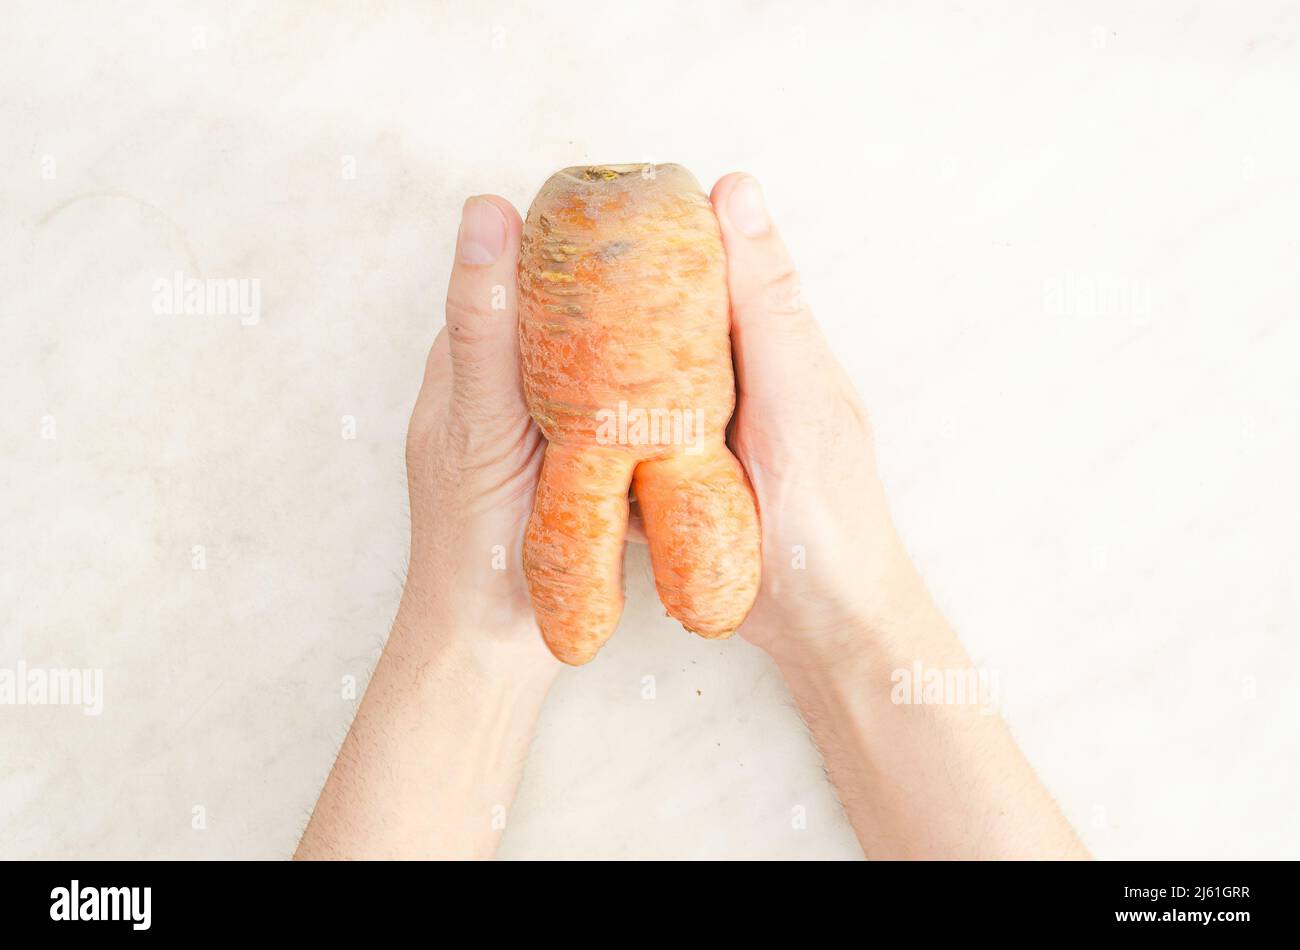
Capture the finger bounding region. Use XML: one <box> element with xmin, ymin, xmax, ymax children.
<box><xmin>710</xmin><ymin>173</ymin><xmax>834</xmax><ymax>410</ymax></box>
<box><xmin>445</xmin><ymin>195</ymin><xmax>528</xmax><ymax>418</ymax></box>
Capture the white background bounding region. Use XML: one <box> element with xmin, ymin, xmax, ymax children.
<box><xmin>2</xmin><ymin>0</ymin><xmax>1297</xmax><ymax>859</ymax></box>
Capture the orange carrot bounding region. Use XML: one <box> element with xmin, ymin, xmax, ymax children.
<box><xmin>519</xmin><ymin>164</ymin><xmax>761</xmax><ymax>665</ymax></box>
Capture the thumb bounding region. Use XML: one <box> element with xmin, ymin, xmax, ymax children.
<box><xmin>710</xmin><ymin>173</ymin><xmax>834</xmax><ymax>413</ymax></box>
<box><xmin>444</xmin><ymin>195</ymin><xmax>527</xmax><ymax>419</ymax></box>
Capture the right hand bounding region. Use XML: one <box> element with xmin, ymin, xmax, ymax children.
<box><xmin>709</xmin><ymin>173</ymin><xmax>929</xmax><ymax>669</ymax></box>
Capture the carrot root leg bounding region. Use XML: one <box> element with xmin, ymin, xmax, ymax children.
<box><xmin>523</xmin><ymin>444</ymin><xmax>636</xmax><ymax>665</ymax></box>
<box><xmin>633</xmin><ymin>447</ymin><xmax>761</xmax><ymax>638</ymax></box>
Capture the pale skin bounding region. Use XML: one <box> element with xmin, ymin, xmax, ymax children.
<box><xmin>295</xmin><ymin>176</ymin><xmax>1089</xmax><ymax>860</ymax></box>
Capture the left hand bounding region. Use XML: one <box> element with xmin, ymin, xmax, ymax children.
<box><xmin>397</xmin><ymin>195</ymin><xmax>558</xmax><ymax>671</ymax></box>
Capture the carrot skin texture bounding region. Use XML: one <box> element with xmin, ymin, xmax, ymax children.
<box><xmin>523</xmin><ymin>443</ymin><xmax>635</xmax><ymax>666</ymax></box>
<box><xmin>633</xmin><ymin>447</ymin><xmax>760</xmax><ymax>638</ymax></box>
<box><xmin>519</xmin><ymin>164</ymin><xmax>761</xmax><ymax>665</ymax></box>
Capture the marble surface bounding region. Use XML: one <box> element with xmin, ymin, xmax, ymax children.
<box><xmin>2</xmin><ymin>1</ymin><xmax>1297</xmax><ymax>859</ymax></box>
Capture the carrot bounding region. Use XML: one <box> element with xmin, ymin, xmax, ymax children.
<box><xmin>518</xmin><ymin>164</ymin><xmax>761</xmax><ymax>665</ymax></box>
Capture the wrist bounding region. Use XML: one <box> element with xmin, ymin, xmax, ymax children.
<box><xmin>773</xmin><ymin>589</ymin><xmax>970</xmax><ymax>730</ymax></box>
<box><xmin>389</xmin><ymin>591</ymin><xmax>561</xmax><ymax>693</ymax></box>
<box><xmin>759</xmin><ymin>556</ymin><xmax>967</xmax><ymax>686</ymax></box>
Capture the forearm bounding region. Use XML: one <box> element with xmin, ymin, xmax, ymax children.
<box><xmin>777</xmin><ymin>570</ymin><xmax>1088</xmax><ymax>860</ymax></box>
<box><xmin>295</xmin><ymin>605</ymin><xmax>557</xmax><ymax>860</ymax></box>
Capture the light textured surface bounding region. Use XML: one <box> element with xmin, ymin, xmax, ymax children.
<box><xmin>1</xmin><ymin>0</ymin><xmax>1297</xmax><ymax>859</ymax></box>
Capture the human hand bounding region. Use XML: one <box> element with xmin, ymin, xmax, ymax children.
<box><xmin>297</xmin><ymin>199</ymin><xmax>559</xmax><ymax>858</ymax></box>
<box><xmin>397</xmin><ymin>195</ymin><xmax>559</xmax><ymax>674</ymax></box>
<box><xmin>708</xmin><ymin>174</ymin><xmax>930</xmax><ymax>670</ymax></box>
<box><xmin>403</xmin><ymin>182</ymin><xmax>919</xmax><ymax>678</ymax></box>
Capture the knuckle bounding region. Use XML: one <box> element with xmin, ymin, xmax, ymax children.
<box><xmin>445</xmin><ymin>282</ymin><xmax>512</xmax><ymax>349</ymax></box>
<box><xmin>737</xmin><ymin>266</ymin><xmax>810</xmax><ymax>319</ymax></box>
<box><xmin>444</xmin><ymin>294</ymin><xmax>495</xmax><ymax>348</ymax></box>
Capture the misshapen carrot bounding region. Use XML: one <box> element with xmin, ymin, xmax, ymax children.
<box><xmin>519</xmin><ymin>164</ymin><xmax>761</xmax><ymax>665</ymax></box>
